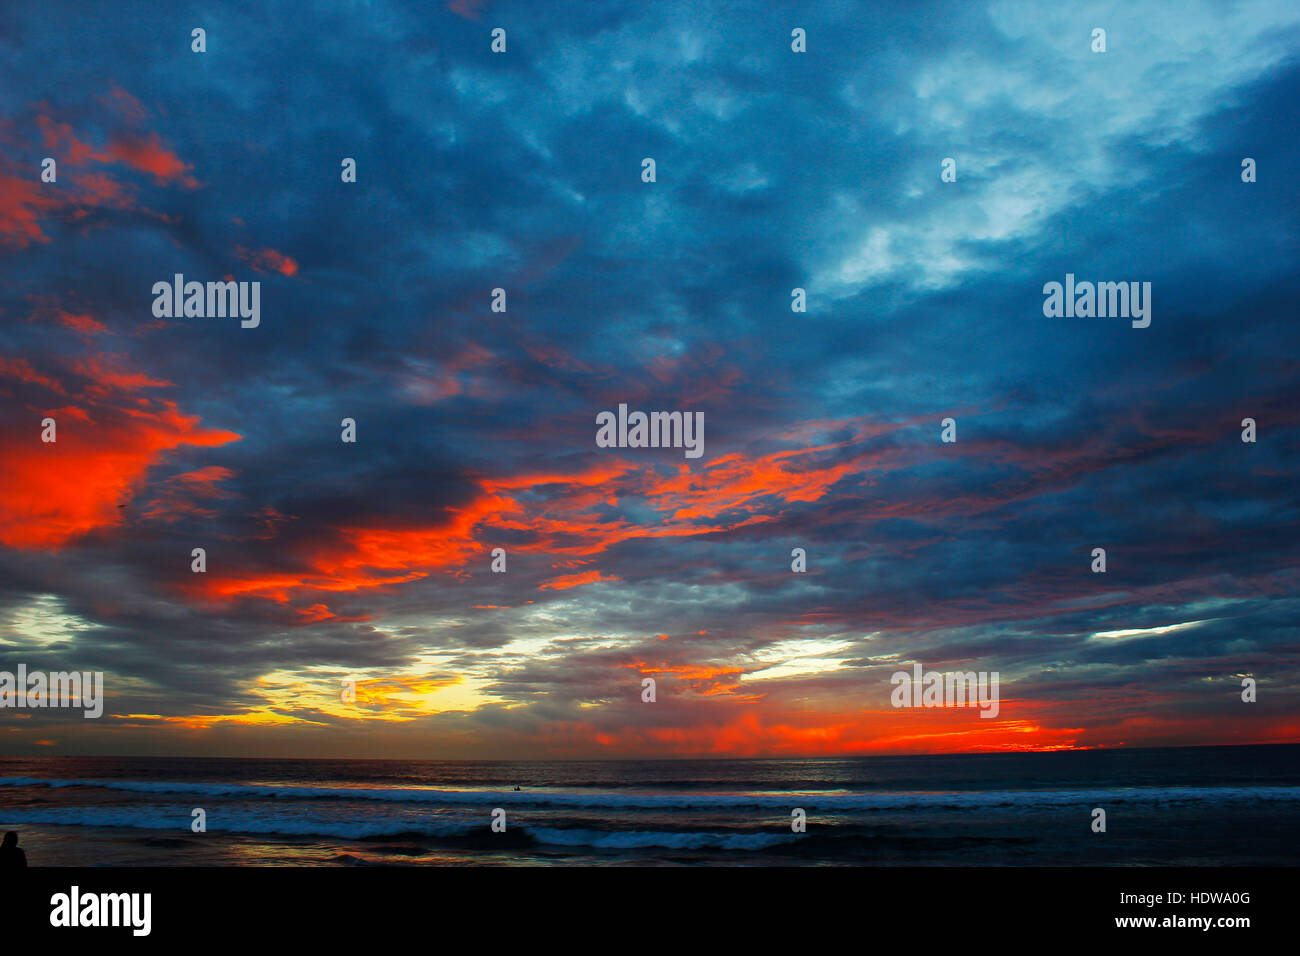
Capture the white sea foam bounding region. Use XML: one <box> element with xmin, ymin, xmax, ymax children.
<box><xmin>1</xmin><ymin>804</ymin><xmax>804</xmax><ymax>850</ymax></box>
<box><xmin>3</xmin><ymin>776</ymin><xmax>1299</xmax><ymax>811</ymax></box>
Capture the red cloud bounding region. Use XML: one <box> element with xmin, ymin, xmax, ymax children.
<box><xmin>294</xmin><ymin>603</ymin><xmax>372</xmax><ymax>625</ymax></box>
<box><xmin>36</xmin><ymin>114</ymin><xmax>198</xmax><ymax>186</ymax></box>
<box><xmin>191</xmin><ymin>424</ymin><xmax>895</xmax><ymax>604</ymax></box>
<box><xmin>54</xmin><ymin>311</ymin><xmax>108</xmax><ymax>334</ymax></box>
<box><xmin>140</xmin><ymin>465</ymin><xmax>238</xmax><ymax>523</ymax></box>
<box><xmin>539</xmin><ymin>569</ymin><xmax>620</xmax><ymax>591</ymax></box>
<box><xmin>96</xmin><ymin>132</ymin><xmax>198</xmax><ymax>186</ymax></box>
<box><xmin>0</xmin><ymin>354</ymin><xmax>240</xmax><ymax>549</ymax></box>
<box><xmin>98</xmin><ymin>85</ymin><xmax>149</xmax><ymax>126</ymax></box>
<box><xmin>236</xmin><ymin>246</ymin><xmax>299</xmax><ymax>277</ymax></box>
<box><xmin>0</xmin><ymin>107</ymin><xmax>196</xmax><ymax>248</ymax></box>
<box><xmin>0</xmin><ymin>173</ymin><xmax>65</xmax><ymax>246</ymax></box>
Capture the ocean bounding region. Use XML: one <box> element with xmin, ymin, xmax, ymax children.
<box><xmin>2</xmin><ymin>744</ymin><xmax>1297</xmax><ymax>866</ymax></box>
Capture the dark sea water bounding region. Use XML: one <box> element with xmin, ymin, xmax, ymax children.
<box><xmin>2</xmin><ymin>744</ymin><xmax>1297</xmax><ymax>866</ymax></box>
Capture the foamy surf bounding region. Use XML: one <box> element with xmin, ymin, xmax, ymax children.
<box><xmin>3</xmin><ymin>776</ymin><xmax>1299</xmax><ymax>810</ymax></box>
<box><xmin>0</xmin><ymin>805</ymin><xmax>798</xmax><ymax>850</ymax></box>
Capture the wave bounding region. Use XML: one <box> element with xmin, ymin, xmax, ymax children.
<box><xmin>0</xmin><ymin>805</ymin><xmax>477</xmax><ymax>839</ymax></box>
<box><xmin>527</xmin><ymin>827</ymin><xmax>795</xmax><ymax>850</ymax></box>
<box><xmin>4</xmin><ymin>776</ymin><xmax>1300</xmax><ymax>811</ymax></box>
<box><xmin>0</xmin><ymin>805</ymin><xmax>798</xmax><ymax>850</ymax></box>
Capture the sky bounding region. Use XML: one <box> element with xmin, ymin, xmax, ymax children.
<box><xmin>0</xmin><ymin>0</ymin><xmax>1297</xmax><ymax>759</ymax></box>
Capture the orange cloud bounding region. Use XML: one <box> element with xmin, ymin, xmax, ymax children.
<box><xmin>236</xmin><ymin>246</ymin><xmax>299</xmax><ymax>277</ymax></box>
<box><xmin>72</xmin><ymin>355</ymin><xmax>172</xmax><ymax>396</ymax></box>
<box><xmin>294</xmin><ymin>603</ymin><xmax>372</xmax><ymax>624</ymax></box>
<box><xmin>193</xmin><ymin>424</ymin><xmax>891</xmax><ymax>604</ymax></box>
<box><xmin>140</xmin><ymin>465</ymin><xmax>238</xmax><ymax>523</ymax></box>
<box><xmin>196</xmin><ymin>490</ymin><xmax>517</xmax><ymax>602</ymax></box>
<box><xmin>582</xmin><ymin>705</ymin><xmax>1085</xmax><ymax>758</ymax></box>
<box><xmin>0</xmin><ymin>109</ymin><xmax>196</xmax><ymax>248</ymax></box>
<box><xmin>352</xmin><ymin>674</ymin><xmax>463</xmax><ymax>707</ymax></box>
<box><xmin>623</xmin><ymin>661</ymin><xmax>751</xmax><ymax>698</ymax></box>
<box><xmin>539</xmin><ymin>569</ymin><xmax>620</xmax><ymax>591</ymax></box>
<box><xmin>0</xmin><ymin>355</ymin><xmax>240</xmax><ymax>549</ymax></box>
<box><xmin>0</xmin><ymin>356</ymin><xmax>67</xmax><ymax>393</ymax></box>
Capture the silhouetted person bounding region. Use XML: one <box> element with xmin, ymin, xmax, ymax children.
<box><xmin>0</xmin><ymin>831</ymin><xmax>26</xmax><ymax>868</ymax></box>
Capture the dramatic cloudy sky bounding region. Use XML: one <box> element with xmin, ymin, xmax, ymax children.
<box><xmin>1</xmin><ymin>0</ymin><xmax>1297</xmax><ymax>758</ymax></box>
